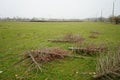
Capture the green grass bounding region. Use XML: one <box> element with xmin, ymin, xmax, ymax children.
<box><xmin>0</xmin><ymin>21</ymin><xmax>120</xmax><ymax>80</ymax></box>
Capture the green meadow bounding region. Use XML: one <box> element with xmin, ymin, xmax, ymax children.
<box><xmin>0</xmin><ymin>21</ymin><xmax>120</xmax><ymax>80</ymax></box>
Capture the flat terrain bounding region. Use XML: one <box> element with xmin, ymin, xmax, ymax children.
<box><xmin>0</xmin><ymin>21</ymin><xmax>120</xmax><ymax>80</ymax></box>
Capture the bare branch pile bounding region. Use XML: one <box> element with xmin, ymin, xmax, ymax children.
<box><xmin>48</xmin><ymin>33</ymin><xmax>85</xmax><ymax>43</ymax></box>
<box><xmin>93</xmin><ymin>48</ymin><xmax>120</xmax><ymax>80</ymax></box>
<box><xmin>69</xmin><ymin>43</ymin><xmax>107</xmax><ymax>55</ymax></box>
<box><xmin>24</xmin><ymin>47</ymin><xmax>70</xmax><ymax>63</ymax></box>
<box><xmin>14</xmin><ymin>47</ymin><xmax>83</xmax><ymax>73</ymax></box>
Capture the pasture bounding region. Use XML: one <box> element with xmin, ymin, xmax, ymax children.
<box><xmin>0</xmin><ymin>21</ymin><xmax>120</xmax><ymax>80</ymax></box>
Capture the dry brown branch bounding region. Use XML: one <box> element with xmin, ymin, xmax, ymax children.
<box><xmin>69</xmin><ymin>47</ymin><xmax>101</xmax><ymax>54</ymax></box>
<box><xmin>48</xmin><ymin>33</ymin><xmax>85</xmax><ymax>43</ymax></box>
<box><xmin>69</xmin><ymin>43</ymin><xmax>107</xmax><ymax>55</ymax></box>
<box><xmin>28</xmin><ymin>52</ymin><xmax>42</xmax><ymax>72</ymax></box>
<box><xmin>14</xmin><ymin>47</ymin><xmax>83</xmax><ymax>74</ymax></box>
<box><xmin>93</xmin><ymin>47</ymin><xmax>120</xmax><ymax>80</ymax></box>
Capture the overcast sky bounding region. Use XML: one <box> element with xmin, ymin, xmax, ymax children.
<box><xmin>0</xmin><ymin>0</ymin><xmax>120</xmax><ymax>19</ymax></box>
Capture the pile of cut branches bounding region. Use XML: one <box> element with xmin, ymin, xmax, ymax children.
<box><xmin>69</xmin><ymin>43</ymin><xmax>107</xmax><ymax>55</ymax></box>
<box><xmin>14</xmin><ymin>47</ymin><xmax>83</xmax><ymax>73</ymax></box>
<box><xmin>24</xmin><ymin>47</ymin><xmax>70</xmax><ymax>63</ymax></box>
<box><xmin>93</xmin><ymin>48</ymin><xmax>120</xmax><ymax>80</ymax></box>
<box><xmin>48</xmin><ymin>33</ymin><xmax>85</xmax><ymax>43</ymax></box>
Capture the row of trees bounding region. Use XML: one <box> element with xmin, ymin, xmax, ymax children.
<box><xmin>109</xmin><ymin>15</ymin><xmax>120</xmax><ymax>24</ymax></box>
<box><xmin>0</xmin><ymin>16</ymin><xmax>120</xmax><ymax>24</ymax></box>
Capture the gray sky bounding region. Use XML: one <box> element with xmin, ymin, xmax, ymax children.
<box><xmin>0</xmin><ymin>0</ymin><xmax>120</xmax><ymax>19</ymax></box>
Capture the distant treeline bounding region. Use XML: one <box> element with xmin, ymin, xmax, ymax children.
<box><xmin>30</xmin><ymin>20</ymin><xmax>83</xmax><ymax>22</ymax></box>
<box><xmin>0</xmin><ymin>17</ymin><xmax>83</xmax><ymax>22</ymax></box>
<box><xmin>0</xmin><ymin>16</ymin><xmax>120</xmax><ymax>24</ymax></box>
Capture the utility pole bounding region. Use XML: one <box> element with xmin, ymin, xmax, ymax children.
<box><xmin>112</xmin><ymin>1</ymin><xmax>115</xmax><ymax>17</ymax></box>
<box><xmin>111</xmin><ymin>0</ymin><xmax>116</xmax><ymax>23</ymax></box>
<box><xmin>112</xmin><ymin>0</ymin><xmax>116</xmax><ymax>17</ymax></box>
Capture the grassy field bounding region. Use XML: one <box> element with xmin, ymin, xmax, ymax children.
<box><xmin>0</xmin><ymin>21</ymin><xmax>120</xmax><ymax>80</ymax></box>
